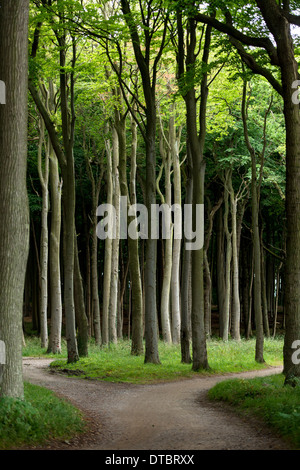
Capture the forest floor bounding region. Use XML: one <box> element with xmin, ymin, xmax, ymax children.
<box><xmin>21</xmin><ymin>357</ymin><xmax>294</xmax><ymax>451</ymax></box>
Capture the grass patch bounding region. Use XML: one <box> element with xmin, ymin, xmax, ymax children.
<box><xmin>23</xmin><ymin>335</ymin><xmax>68</xmax><ymax>358</ymax></box>
<box><xmin>0</xmin><ymin>382</ymin><xmax>85</xmax><ymax>450</ymax></box>
<box><xmin>46</xmin><ymin>336</ymin><xmax>283</xmax><ymax>384</ymax></box>
<box><xmin>208</xmin><ymin>373</ymin><xmax>300</xmax><ymax>449</ymax></box>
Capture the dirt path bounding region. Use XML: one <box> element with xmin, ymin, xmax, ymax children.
<box><xmin>22</xmin><ymin>358</ymin><xmax>292</xmax><ymax>450</ymax></box>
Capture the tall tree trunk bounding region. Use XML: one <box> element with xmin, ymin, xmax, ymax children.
<box><xmin>109</xmin><ymin>127</ymin><xmax>120</xmax><ymax>344</ymax></box>
<box><xmin>242</xmin><ymin>81</ymin><xmax>264</xmax><ymax>362</ymax></box>
<box><xmin>180</xmin><ymin>144</ymin><xmax>193</xmax><ymax>363</ymax></box>
<box><xmin>83</xmin><ymin>132</ymin><xmax>103</xmax><ymax>346</ymax></box>
<box><xmin>157</xmin><ymin>118</ymin><xmax>172</xmax><ymax>344</ymax></box>
<box><xmin>170</xmin><ymin>112</ymin><xmax>182</xmax><ymax>344</ymax></box>
<box><xmin>102</xmin><ymin>137</ymin><xmax>113</xmax><ymax>346</ymax></box>
<box><xmin>261</xmin><ymin>238</ymin><xmax>270</xmax><ymax>338</ymax></box>
<box><xmin>229</xmin><ymin>180</ymin><xmax>242</xmax><ymax>341</ymax></box>
<box><xmin>204</xmin><ymin>196</ymin><xmax>223</xmax><ymax>339</ymax></box>
<box><xmin>222</xmin><ymin>174</ymin><xmax>232</xmax><ymax>342</ymax></box>
<box><xmin>278</xmin><ymin>25</ymin><xmax>300</xmax><ymax>381</ymax></box>
<box><xmin>37</xmin><ymin>117</ymin><xmax>49</xmax><ymax>349</ymax></box>
<box><xmin>120</xmin><ymin>0</ymin><xmax>164</xmax><ymax>364</ymax></box>
<box><xmin>47</xmin><ymin>144</ymin><xmax>63</xmax><ymax>354</ymax></box>
<box><xmin>74</xmin><ymin>233</ymin><xmax>89</xmax><ymax>357</ymax></box>
<box><xmin>216</xmin><ymin>207</ymin><xmax>226</xmax><ymax>337</ymax></box>
<box><xmin>0</xmin><ymin>0</ymin><xmax>30</xmax><ymax>398</ymax></box>
<box><xmin>177</xmin><ymin>16</ymin><xmax>212</xmax><ymax>370</ymax></box>
<box><xmin>28</xmin><ymin>13</ymin><xmax>79</xmax><ymax>363</ymax></box>
<box><xmin>144</xmin><ymin>107</ymin><xmax>160</xmax><ymax>364</ymax></box>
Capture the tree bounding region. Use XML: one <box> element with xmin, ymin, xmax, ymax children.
<box><xmin>0</xmin><ymin>0</ymin><xmax>30</xmax><ymax>398</ymax></box>
<box><xmin>176</xmin><ymin>8</ymin><xmax>213</xmax><ymax>370</ymax></box>
<box><xmin>37</xmin><ymin>111</ymin><xmax>49</xmax><ymax>350</ymax></box>
<box><xmin>29</xmin><ymin>1</ymin><xmax>90</xmax><ymax>362</ymax></box>
<box><xmin>120</xmin><ymin>0</ymin><xmax>169</xmax><ymax>364</ymax></box>
<box><xmin>193</xmin><ymin>0</ymin><xmax>300</xmax><ymax>381</ymax></box>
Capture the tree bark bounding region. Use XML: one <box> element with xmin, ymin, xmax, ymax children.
<box><xmin>109</xmin><ymin>127</ymin><xmax>120</xmax><ymax>344</ymax></box>
<box><xmin>157</xmin><ymin>117</ymin><xmax>172</xmax><ymax>344</ymax></box>
<box><xmin>37</xmin><ymin>117</ymin><xmax>49</xmax><ymax>349</ymax></box>
<box><xmin>170</xmin><ymin>112</ymin><xmax>182</xmax><ymax>344</ymax></box>
<box><xmin>102</xmin><ymin>137</ymin><xmax>113</xmax><ymax>346</ymax></box>
<box><xmin>180</xmin><ymin>143</ymin><xmax>193</xmax><ymax>363</ymax></box>
<box><xmin>47</xmin><ymin>144</ymin><xmax>63</xmax><ymax>354</ymax></box>
<box><xmin>242</xmin><ymin>81</ymin><xmax>264</xmax><ymax>363</ymax></box>
<box><xmin>0</xmin><ymin>0</ymin><xmax>30</xmax><ymax>398</ymax></box>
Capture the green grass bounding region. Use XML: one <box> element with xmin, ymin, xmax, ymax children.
<box><xmin>208</xmin><ymin>373</ymin><xmax>300</xmax><ymax>449</ymax></box>
<box><xmin>43</xmin><ymin>336</ymin><xmax>283</xmax><ymax>384</ymax></box>
<box><xmin>16</xmin><ymin>336</ymin><xmax>292</xmax><ymax>445</ymax></box>
<box><xmin>0</xmin><ymin>382</ymin><xmax>86</xmax><ymax>450</ymax></box>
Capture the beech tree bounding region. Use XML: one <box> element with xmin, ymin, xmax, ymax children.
<box><xmin>0</xmin><ymin>0</ymin><xmax>30</xmax><ymax>398</ymax></box>
<box><xmin>193</xmin><ymin>0</ymin><xmax>300</xmax><ymax>380</ymax></box>
<box><xmin>120</xmin><ymin>0</ymin><xmax>169</xmax><ymax>364</ymax></box>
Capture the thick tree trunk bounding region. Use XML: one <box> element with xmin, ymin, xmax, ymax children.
<box><xmin>0</xmin><ymin>0</ymin><xmax>30</xmax><ymax>398</ymax></box>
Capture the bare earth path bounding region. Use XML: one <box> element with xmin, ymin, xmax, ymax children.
<box><xmin>22</xmin><ymin>358</ymin><xmax>293</xmax><ymax>451</ymax></box>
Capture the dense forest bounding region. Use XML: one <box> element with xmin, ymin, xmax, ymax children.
<box><xmin>1</xmin><ymin>0</ymin><xmax>300</xmax><ymax>401</ymax></box>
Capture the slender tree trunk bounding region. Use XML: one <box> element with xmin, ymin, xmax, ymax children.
<box><xmin>128</xmin><ymin>118</ymin><xmax>144</xmax><ymax>354</ymax></box>
<box><xmin>120</xmin><ymin>0</ymin><xmax>162</xmax><ymax>364</ymax></box>
<box><xmin>229</xmin><ymin>186</ymin><xmax>241</xmax><ymax>341</ymax></box>
<box><xmin>0</xmin><ymin>0</ymin><xmax>30</xmax><ymax>398</ymax></box>
<box><xmin>178</xmin><ymin>17</ymin><xmax>212</xmax><ymax>371</ymax></box>
<box><xmin>74</xmin><ymin>233</ymin><xmax>89</xmax><ymax>357</ymax></box>
<box><xmin>37</xmin><ymin>118</ymin><xmax>49</xmax><ymax>349</ymax></box>
<box><xmin>109</xmin><ymin>127</ymin><xmax>120</xmax><ymax>344</ymax></box>
<box><xmin>170</xmin><ymin>113</ymin><xmax>181</xmax><ymax>344</ymax></box>
<box><xmin>157</xmin><ymin>119</ymin><xmax>172</xmax><ymax>344</ymax></box>
<box><xmin>83</xmin><ymin>133</ymin><xmax>103</xmax><ymax>346</ymax></box>
<box><xmin>261</xmin><ymin>240</ymin><xmax>270</xmax><ymax>338</ymax></box>
<box><xmin>59</xmin><ymin>34</ymin><xmax>78</xmax><ymax>363</ymax></box>
<box><xmin>144</xmin><ymin>108</ymin><xmax>160</xmax><ymax>364</ymax></box>
<box><xmin>223</xmin><ymin>176</ymin><xmax>232</xmax><ymax>342</ymax></box>
<box><xmin>180</xmin><ymin>144</ymin><xmax>192</xmax><ymax>363</ymax></box>
<box><xmin>242</xmin><ymin>82</ymin><xmax>264</xmax><ymax>363</ymax></box>
<box><xmin>273</xmin><ymin>262</ymin><xmax>283</xmax><ymax>338</ymax></box>
<box><xmin>47</xmin><ymin>145</ymin><xmax>63</xmax><ymax>354</ymax></box>
<box><xmin>204</xmin><ymin>196</ymin><xmax>223</xmax><ymax>339</ymax></box>
<box><xmin>102</xmin><ymin>137</ymin><xmax>113</xmax><ymax>346</ymax></box>
<box><xmin>216</xmin><ymin>207</ymin><xmax>226</xmax><ymax>337</ymax></box>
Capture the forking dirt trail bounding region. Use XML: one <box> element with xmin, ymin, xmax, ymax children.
<box><xmin>22</xmin><ymin>358</ymin><xmax>292</xmax><ymax>450</ymax></box>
